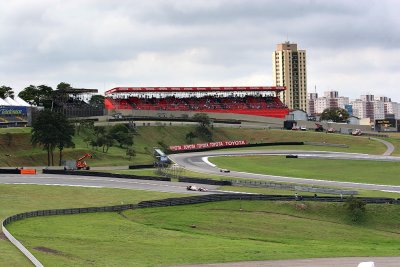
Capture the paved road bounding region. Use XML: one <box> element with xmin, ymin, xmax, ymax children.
<box><xmin>370</xmin><ymin>137</ymin><xmax>395</xmax><ymax>156</ymax></box>
<box><xmin>169</xmin><ymin>150</ymin><xmax>400</xmax><ymax>193</ymax></box>
<box><xmin>0</xmin><ymin>174</ymin><xmax>219</xmax><ymax>195</ymax></box>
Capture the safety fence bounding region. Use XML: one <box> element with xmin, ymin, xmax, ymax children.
<box><xmin>3</xmin><ymin>194</ymin><xmax>397</xmax><ymax>227</ymax></box>
<box><xmin>229</xmin><ymin>179</ymin><xmax>359</xmax><ymax>195</ymax></box>
<box><xmin>157</xmin><ymin>169</ymin><xmax>358</xmax><ymax>195</ymax></box>
<box><xmin>42</xmin><ymin>169</ymin><xmax>171</xmax><ymax>182</ymax></box>
<box><xmin>4</xmin><ymin>194</ymin><xmax>398</xmax><ymax>228</ymax></box>
<box><xmin>3</xmin><ymin>193</ymin><xmax>398</xmax><ymax>266</ymax></box>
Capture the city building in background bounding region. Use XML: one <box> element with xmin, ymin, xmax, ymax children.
<box><xmin>272</xmin><ymin>42</ymin><xmax>307</xmax><ymax>111</ymax></box>
<box><xmin>307</xmin><ymin>91</ymin><xmax>400</xmax><ymax>125</ymax></box>
<box><xmin>307</xmin><ymin>91</ymin><xmax>349</xmax><ymax>115</ymax></box>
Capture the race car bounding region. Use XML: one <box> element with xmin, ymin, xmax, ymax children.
<box><xmin>186</xmin><ymin>185</ymin><xmax>208</xmax><ymax>192</ymax></box>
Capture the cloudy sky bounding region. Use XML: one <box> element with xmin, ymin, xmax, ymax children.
<box><xmin>1</xmin><ymin>0</ymin><xmax>399</xmax><ymax>101</ymax></box>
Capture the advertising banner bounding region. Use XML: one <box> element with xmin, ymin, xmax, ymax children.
<box><xmin>0</xmin><ymin>107</ymin><xmax>27</xmax><ymax>115</ymax></box>
<box><xmin>169</xmin><ymin>140</ymin><xmax>248</xmax><ymax>151</ymax></box>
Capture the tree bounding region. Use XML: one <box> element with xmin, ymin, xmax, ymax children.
<box><xmin>126</xmin><ymin>147</ymin><xmax>136</xmax><ymax>161</ymax></box>
<box><xmin>18</xmin><ymin>84</ymin><xmax>53</xmax><ymax>106</ymax></box>
<box><xmin>31</xmin><ymin>110</ymin><xmax>75</xmax><ymax>166</ymax></box>
<box><xmin>109</xmin><ymin>124</ymin><xmax>133</xmax><ymax>148</ymax></box>
<box><xmin>89</xmin><ymin>95</ymin><xmax>105</xmax><ymax>108</ymax></box>
<box><xmin>185</xmin><ymin>131</ymin><xmax>196</xmax><ymax>143</ymax></box>
<box><xmin>57</xmin><ymin>82</ymin><xmax>72</xmax><ymax>90</ymax></box>
<box><xmin>193</xmin><ymin>113</ymin><xmax>211</xmax><ymax>128</ymax></box>
<box><xmin>320</xmin><ymin>107</ymin><xmax>349</xmax><ymax>123</ymax></box>
<box><xmin>18</xmin><ymin>85</ymin><xmax>38</xmax><ymax>105</ymax></box>
<box><xmin>0</xmin><ymin>85</ymin><xmax>15</xmax><ymax>98</ymax></box>
<box><xmin>344</xmin><ymin>197</ymin><xmax>367</xmax><ymax>223</ymax></box>
<box><xmin>192</xmin><ymin>113</ymin><xmax>213</xmax><ymax>141</ymax></box>
<box><xmin>55</xmin><ymin>112</ymin><xmax>75</xmax><ymax>165</ymax></box>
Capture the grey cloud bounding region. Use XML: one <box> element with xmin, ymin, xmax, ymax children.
<box><xmin>0</xmin><ymin>0</ymin><xmax>399</xmax><ymax>100</ymax></box>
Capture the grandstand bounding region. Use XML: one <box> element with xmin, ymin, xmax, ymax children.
<box><xmin>0</xmin><ymin>96</ymin><xmax>30</xmax><ymax>127</ymax></box>
<box><xmin>105</xmin><ymin>87</ymin><xmax>289</xmax><ymax>118</ymax></box>
<box><xmin>51</xmin><ymin>88</ymin><xmax>103</xmax><ymax>117</ymax></box>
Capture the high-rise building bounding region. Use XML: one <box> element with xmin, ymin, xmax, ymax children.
<box><xmin>307</xmin><ymin>93</ymin><xmax>318</xmax><ymax>115</ymax></box>
<box><xmin>307</xmin><ymin>90</ymin><xmax>349</xmax><ymax>115</ymax></box>
<box><xmin>272</xmin><ymin>41</ymin><xmax>307</xmax><ymax>111</ymax></box>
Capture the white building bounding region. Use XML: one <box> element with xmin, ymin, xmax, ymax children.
<box><xmin>308</xmin><ymin>91</ymin><xmax>349</xmax><ymax>115</ymax></box>
<box><xmin>350</xmin><ymin>94</ymin><xmax>387</xmax><ymax>123</ymax></box>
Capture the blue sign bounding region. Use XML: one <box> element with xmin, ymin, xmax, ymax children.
<box><xmin>0</xmin><ymin>107</ymin><xmax>27</xmax><ymax>115</ymax></box>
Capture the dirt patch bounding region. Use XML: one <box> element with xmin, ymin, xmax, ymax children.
<box><xmin>0</xmin><ymin>232</ymin><xmax>7</xmax><ymax>240</ymax></box>
<box><xmin>34</xmin><ymin>246</ymin><xmax>64</xmax><ymax>255</ymax></box>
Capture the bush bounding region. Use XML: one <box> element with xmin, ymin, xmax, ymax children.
<box><xmin>344</xmin><ymin>197</ymin><xmax>366</xmax><ymax>223</ymax></box>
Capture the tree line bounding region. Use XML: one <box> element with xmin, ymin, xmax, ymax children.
<box><xmin>0</xmin><ymin>82</ymin><xmax>104</xmax><ymax>108</ymax></box>
<box><xmin>4</xmin><ymin>81</ymin><xmax>115</xmax><ymax>167</ymax></box>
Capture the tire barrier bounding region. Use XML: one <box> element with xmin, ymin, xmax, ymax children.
<box><xmin>3</xmin><ymin>193</ymin><xmax>399</xmax><ymax>266</ymax></box>
<box><xmin>128</xmin><ymin>164</ymin><xmax>155</xmax><ymax>169</ymax></box>
<box><xmin>178</xmin><ymin>177</ymin><xmax>232</xmax><ymax>186</ymax></box>
<box><xmin>42</xmin><ymin>169</ymin><xmax>171</xmax><ymax>182</ymax></box>
<box><xmin>0</xmin><ymin>168</ymin><xmax>21</xmax><ymax>174</ymax></box>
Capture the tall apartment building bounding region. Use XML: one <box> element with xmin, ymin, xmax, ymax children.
<box><xmin>307</xmin><ymin>93</ymin><xmax>318</xmax><ymax>115</ymax></box>
<box><xmin>350</xmin><ymin>94</ymin><xmax>385</xmax><ymax>122</ymax></box>
<box><xmin>307</xmin><ymin>90</ymin><xmax>349</xmax><ymax>115</ymax></box>
<box><xmin>272</xmin><ymin>42</ymin><xmax>307</xmax><ymax>111</ymax></box>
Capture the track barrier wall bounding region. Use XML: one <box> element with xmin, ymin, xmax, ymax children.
<box><xmin>128</xmin><ymin>164</ymin><xmax>155</xmax><ymax>169</ymax></box>
<box><xmin>42</xmin><ymin>169</ymin><xmax>170</xmax><ymax>182</ymax></box>
<box><xmin>0</xmin><ymin>169</ymin><xmax>20</xmax><ymax>174</ymax></box>
<box><xmin>167</xmin><ymin>141</ymin><xmax>304</xmax><ymax>154</ymax></box>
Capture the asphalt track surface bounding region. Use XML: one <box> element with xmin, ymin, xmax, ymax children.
<box><xmin>169</xmin><ymin>150</ymin><xmax>400</xmax><ymax>193</ymax></box>
<box><xmin>0</xmin><ymin>174</ymin><xmax>220</xmax><ymax>194</ymax></box>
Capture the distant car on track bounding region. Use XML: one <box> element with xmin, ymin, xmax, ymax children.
<box><xmin>220</xmin><ymin>169</ymin><xmax>230</xmax><ymax>173</ymax></box>
<box><xmin>186</xmin><ymin>185</ymin><xmax>208</xmax><ymax>192</ymax></box>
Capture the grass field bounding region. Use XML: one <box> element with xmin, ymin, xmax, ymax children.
<box><xmin>0</xmin><ymin>126</ymin><xmax>390</xmax><ymax>167</ymax></box>
<box><xmin>1</xmin><ymin>125</ymin><xmax>399</xmax><ymax>266</ymax></box>
<box><xmin>7</xmin><ymin>200</ymin><xmax>400</xmax><ymax>266</ymax></box>
<box><xmin>210</xmin><ymin>155</ymin><xmax>400</xmax><ymax>186</ymax></box>
<box><xmin>0</xmin><ymin>184</ymin><xmax>183</xmax><ymax>266</ymax></box>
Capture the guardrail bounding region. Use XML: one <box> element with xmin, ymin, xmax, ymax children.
<box><xmin>230</xmin><ymin>179</ymin><xmax>358</xmax><ymax>195</ymax></box>
<box><xmin>42</xmin><ymin>169</ymin><xmax>171</xmax><ymax>182</ymax></box>
<box><xmin>3</xmin><ymin>193</ymin><xmax>398</xmax><ymax>266</ymax></box>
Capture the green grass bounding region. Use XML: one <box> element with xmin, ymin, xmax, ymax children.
<box><xmin>7</xmin><ymin>200</ymin><xmax>400</xmax><ymax>266</ymax></box>
<box><xmin>0</xmin><ymin>127</ymin><xmax>31</xmax><ymax>134</ymax></box>
<box><xmin>220</xmin><ymin>186</ymin><xmax>400</xmax><ymax>198</ymax></box>
<box><xmin>0</xmin><ymin>126</ymin><xmax>389</xmax><ymax>167</ymax></box>
<box><xmin>0</xmin><ymin>184</ymin><xmax>183</xmax><ymax>266</ymax></box>
<box><xmin>210</xmin><ymin>155</ymin><xmax>400</xmax><ymax>186</ymax></box>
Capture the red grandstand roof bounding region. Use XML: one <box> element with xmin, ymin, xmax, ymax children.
<box><xmin>105</xmin><ymin>86</ymin><xmax>286</xmax><ymax>95</ymax></box>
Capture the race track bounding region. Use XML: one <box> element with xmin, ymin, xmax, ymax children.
<box><xmin>0</xmin><ymin>174</ymin><xmax>219</xmax><ymax>194</ymax></box>
<box><xmin>169</xmin><ymin>150</ymin><xmax>400</xmax><ymax>193</ymax></box>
